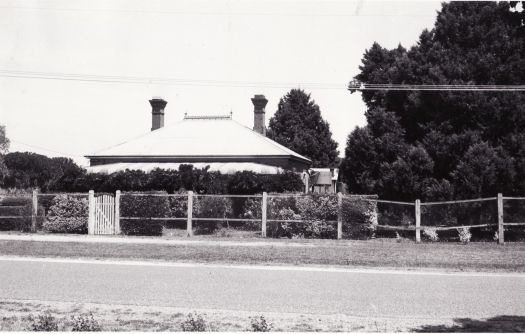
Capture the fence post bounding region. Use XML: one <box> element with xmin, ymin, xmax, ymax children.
<box><xmin>498</xmin><ymin>193</ymin><xmax>504</xmax><ymax>245</ymax></box>
<box><xmin>337</xmin><ymin>192</ymin><xmax>343</xmax><ymax>240</ymax></box>
<box><xmin>88</xmin><ymin>190</ymin><xmax>95</xmax><ymax>235</ymax></box>
<box><xmin>415</xmin><ymin>199</ymin><xmax>421</xmax><ymax>243</ymax></box>
<box><xmin>31</xmin><ymin>189</ymin><xmax>38</xmax><ymax>232</ymax></box>
<box><xmin>187</xmin><ymin>191</ymin><xmax>193</xmax><ymax>237</ymax></box>
<box><xmin>114</xmin><ymin>190</ymin><xmax>121</xmax><ymax>235</ymax></box>
<box><xmin>261</xmin><ymin>192</ymin><xmax>267</xmax><ymax>237</ymax></box>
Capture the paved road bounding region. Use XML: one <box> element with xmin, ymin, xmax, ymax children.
<box><xmin>1</xmin><ymin>257</ymin><xmax>524</xmax><ymax>318</ymax></box>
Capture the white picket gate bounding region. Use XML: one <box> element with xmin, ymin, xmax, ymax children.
<box><xmin>88</xmin><ymin>192</ymin><xmax>120</xmax><ymax>235</ymax></box>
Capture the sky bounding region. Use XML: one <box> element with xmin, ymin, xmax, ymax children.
<box><xmin>0</xmin><ymin>0</ymin><xmax>442</xmax><ymax>166</ymax></box>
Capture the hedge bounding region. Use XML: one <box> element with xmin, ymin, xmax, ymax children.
<box><xmin>41</xmin><ymin>166</ymin><xmax>304</xmax><ymax>195</ymax></box>
<box><xmin>43</xmin><ymin>195</ymin><xmax>89</xmax><ymax>233</ymax></box>
<box><xmin>119</xmin><ymin>191</ymin><xmax>171</xmax><ymax>236</ymax></box>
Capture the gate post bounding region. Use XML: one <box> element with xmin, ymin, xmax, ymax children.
<box><xmin>337</xmin><ymin>192</ymin><xmax>343</xmax><ymax>240</ymax></box>
<box><xmin>114</xmin><ymin>190</ymin><xmax>121</xmax><ymax>235</ymax></box>
<box><xmin>31</xmin><ymin>189</ymin><xmax>38</xmax><ymax>233</ymax></box>
<box><xmin>88</xmin><ymin>190</ymin><xmax>95</xmax><ymax>235</ymax></box>
<box><xmin>261</xmin><ymin>192</ymin><xmax>267</xmax><ymax>238</ymax></box>
<box><xmin>187</xmin><ymin>191</ymin><xmax>193</xmax><ymax>237</ymax></box>
<box><xmin>498</xmin><ymin>193</ymin><xmax>504</xmax><ymax>245</ymax></box>
<box><xmin>415</xmin><ymin>199</ymin><xmax>421</xmax><ymax>243</ymax></box>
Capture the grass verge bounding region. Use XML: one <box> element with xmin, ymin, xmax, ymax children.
<box><xmin>2</xmin><ymin>299</ymin><xmax>525</xmax><ymax>332</ymax></box>
<box><xmin>1</xmin><ymin>238</ymin><xmax>525</xmax><ymax>272</ymax></box>
<box><xmin>0</xmin><ymin>299</ymin><xmax>464</xmax><ymax>332</ymax></box>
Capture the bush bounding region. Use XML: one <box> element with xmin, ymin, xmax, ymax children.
<box><xmin>266</xmin><ymin>195</ymin><xmax>300</xmax><ymax>237</ymax></box>
<box><xmin>28</xmin><ymin>313</ymin><xmax>59</xmax><ymax>331</ymax></box>
<box><xmin>341</xmin><ymin>196</ymin><xmax>378</xmax><ymax>239</ymax></box>
<box><xmin>293</xmin><ymin>195</ymin><xmax>338</xmax><ymax>239</ymax></box>
<box><xmin>180</xmin><ymin>313</ymin><xmax>207</xmax><ymax>332</ymax></box>
<box><xmin>423</xmin><ymin>228</ymin><xmax>439</xmax><ymax>242</ymax></box>
<box><xmin>71</xmin><ymin>313</ymin><xmax>101</xmax><ymax>331</ymax></box>
<box><xmin>250</xmin><ymin>315</ymin><xmax>273</xmax><ymax>332</ymax></box>
<box><xmin>166</xmin><ymin>192</ymin><xmax>188</xmax><ymax>229</ymax></box>
<box><xmin>266</xmin><ymin>194</ymin><xmax>341</xmax><ymax>239</ymax></box>
<box><xmin>458</xmin><ymin>227</ymin><xmax>472</xmax><ymax>244</ymax></box>
<box><xmin>119</xmin><ymin>192</ymin><xmax>170</xmax><ymax>236</ymax></box>
<box><xmin>240</xmin><ymin>197</ymin><xmax>262</xmax><ymax>231</ymax></box>
<box><xmin>43</xmin><ymin>195</ymin><xmax>88</xmax><ymax>233</ymax></box>
<box><xmin>193</xmin><ymin>196</ymin><xmax>233</xmax><ymax>234</ymax></box>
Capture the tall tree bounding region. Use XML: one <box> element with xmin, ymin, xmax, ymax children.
<box><xmin>342</xmin><ymin>1</ymin><xmax>525</xmax><ymax>200</ymax></box>
<box><xmin>267</xmin><ymin>89</ymin><xmax>339</xmax><ymax>167</ymax></box>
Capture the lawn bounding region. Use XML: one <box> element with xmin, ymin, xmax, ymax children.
<box><xmin>0</xmin><ymin>237</ymin><xmax>524</xmax><ymax>272</ymax></box>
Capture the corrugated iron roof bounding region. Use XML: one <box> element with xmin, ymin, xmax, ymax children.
<box><xmin>310</xmin><ymin>168</ymin><xmax>339</xmax><ymax>182</ymax></box>
<box><xmin>86</xmin><ymin>116</ymin><xmax>311</xmax><ymax>163</ymax></box>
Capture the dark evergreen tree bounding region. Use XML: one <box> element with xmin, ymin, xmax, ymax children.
<box><xmin>267</xmin><ymin>89</ymin><xmax>339</xmax><ymax>167</ymax></box>
<box><xmin>342</xmin><ymin>1</ymin><xmax>525</xmax><ymax>200</ymax></box>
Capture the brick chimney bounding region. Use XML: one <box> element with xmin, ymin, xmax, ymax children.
<box><xmin>149</xmin><ymin>97</ymin><xmax>167</xmax><ymax>131</ymax></box>
<box><xmin>251</xmin><ymin>94</ymin><xmax>268</xmax><ymax>135</ymax></box>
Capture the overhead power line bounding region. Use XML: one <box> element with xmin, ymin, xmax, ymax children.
<box><xmin>0</xmin><ymin>69</ymin><xmax>345</xmax><ymax>90</ymax></box>
<box><xmin>3</xmin><ymin>70</ymin><xmax>525</xmax><ymax>92</ymax></box>
<box><xmin>348</xmin><ymin>83</ymin><xmax>525</xmax><ymax>91</ymax></box>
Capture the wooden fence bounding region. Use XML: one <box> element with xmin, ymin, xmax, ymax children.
<box><xmin>2</xmin><ymin>190</ymin><xmax>525</xmax><ymax>243</ymax></box>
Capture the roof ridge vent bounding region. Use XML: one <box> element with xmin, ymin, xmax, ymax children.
<box><xmin>184</xmin><ymin>112</ymin><xmax>233</xmax><ymax>120</ymax></box>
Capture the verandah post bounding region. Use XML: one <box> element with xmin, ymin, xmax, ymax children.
<box><xmin>337</xmin><ymin>192</ymin><xmax>343</xmax><ymax>240</ymax></box>
<box><xmin>415</xmin><ymin>199</ymin><xmax>421</xmax><ymax>243</ymax></box>
<box><xmin>114</xmin><ymin>190</ymin><xmax>121</xmax><ymax>235</ymax></box>
<box><xmin>31</xmin><ymin>189</ymin><xmax>38</xmax><ymax>232</ymax></box>
<box><xmin>261</xmin><ymin>192</ymin><xmax>267</xmax><ymax>238</ymax></box>
<box><xmin>498</xmin><ymin>193</ymin><xmax>504</xmax><ymax>244</ymax></box>
<box><xmin>187</xmin><ymin>191</ymin><xmax>193</xmax><ymax>237</ymax></box>
<box><xmin>88</xmin><ymin>190</ymin><xmax>95</xmax><ymax>235</ymax></box>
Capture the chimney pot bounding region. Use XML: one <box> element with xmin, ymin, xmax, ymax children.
<box><xmin>149</xmin><ymin>97</ymin><xmax>167</xmax><ymax>131</ymax></box>
<box><xmin>251</xmin><ymin>94</ymin><xmax>268</xmax><ymax>135</ymax></box>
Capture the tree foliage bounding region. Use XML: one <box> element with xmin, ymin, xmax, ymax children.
<box><xmin>341</xmin><ymin>1</ymin><xmax>525</xmax><ymax>200</ymax></box>
<box><xmin>267</xmin><ymin>89</ymin><xmax>339</xmax><ymax>167</ymax></box>
<box><xmin>0</xmin><ymin>152</ymin><xmax>304</xmax><ymax>194</ymax></box>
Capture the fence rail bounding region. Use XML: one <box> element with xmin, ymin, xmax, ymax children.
<box><xmin>1</xmin><ymin>190</ymin><xmax>524</xmax><ymax>243</ymax></box>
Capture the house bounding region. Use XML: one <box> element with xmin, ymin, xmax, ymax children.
<box><xmin>86</xmin><ymin>95</ymin><xmax>312</xmax><ymax>175</ymax></box>
<box><xmin>309</xmin><ymin>168</ymin><xmax>340</xmax><ymax>194</ymax></box>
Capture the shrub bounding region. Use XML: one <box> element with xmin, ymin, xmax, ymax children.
<box><xmin>458</xmin><ymin>227</ymin><xmax>472</xmax><ymax>244</ymax></box>
<box><xmin>294</xmin><ymin>195</ymin><xmax>338</xmax><ymax>239</ymax></box>
<box><xmin>180</xmin><ymin>313</ymin><xmax>207</xmax><ymax>332</ymax></box>
<box><xmin>240</xmin><ymin>197</ymin><xmax>263</xmax><ymax>231</ymax></box>
<box><xmin>193</xmin><ymin>196</ymin><xmax>232</xmax><ymax>234</ymax></box>
<box><xmin>119</xmin><ymin>191</ymin><xmax>170</xmax><ymax>236</ymax></box>
<box><xmin>250</xmin><ymin>315</ymin><xmax>273</xmax><ymax>332</ymax></box>
<box><xmin>423</xmin><ymin>228</ymin><xmax>439</xmax><ymax>242</ymax></box>
<box><xmin>166</xmin><ymin>192</ymin><xmax>188</xmax><ymax>229</ymax></box>
<box><xmin>43</xmin><ymin>195</ymin><xmax>88</xmax><ymax>233</ymax></box>
<box><xmin>266</xmin><ymin>195</ymin><xmax>300</xmax><ymax>237</ymax></box>
<box><xmin>71</xmin><ymin>313</ymin><xmax>101</xmax><ymax>331</ymax></box>
<box><xmin>277</xmin><ymin>208</ymin><xmax>303</xmax><ymax>238</ymax></box>
<box><xmin>266</xmin><ymin>194</ymin><xmax>342</xmax><ymax>239</ymax></box>
<box><xmin>28</xmin><ymin>313</ymin><xmax>59</xmax><ymax>331</ymax></box>
<box><xmin>341</xmin><ymin>196</ymin><xmax>378</xmax><ymax>239</ymax></box>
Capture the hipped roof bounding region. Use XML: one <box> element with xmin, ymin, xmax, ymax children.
<box><xmin>86</xmin><ymin>116</ymin><xmax>311</xmax><ymax>163</ymax></box>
